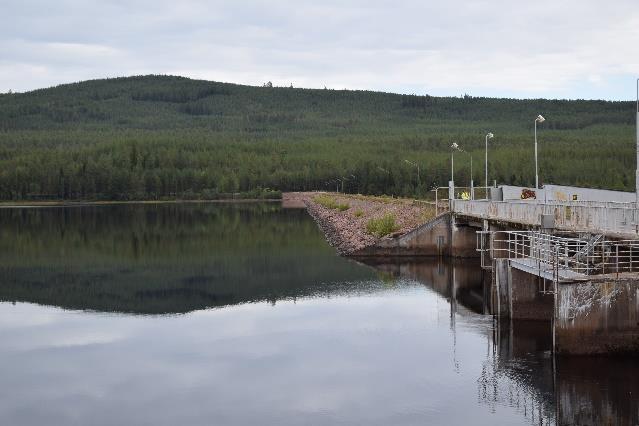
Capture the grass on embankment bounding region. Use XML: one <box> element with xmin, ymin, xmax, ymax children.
<box><xmin>313</xmin><ymin>194</ymin><xmax>350</xmax><ymax>211</ymax></box>
<box><xmin>306</xmin><ymin>192</ymin><xmax>436</xmax><ymax>245</ymax></box>
<box><xmin>365</xmin><ymin>213</ymin><xmax>400</xmax><ymax>238</ymax></box>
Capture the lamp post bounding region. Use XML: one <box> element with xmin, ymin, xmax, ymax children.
<box><xmin>329</xmin><ymin>179</ymin><xmax>339</xmax><ymax>193</ymax></box>
<box><xmin>484</xmin><ymin>132</ymin><xmax>494</xmax><ymax>191</ymax></box>
<box><xmin>341</xmin><ymin>176</ymin><xmax>351</xmax><ymax>193</ymax></box>
<box><xmin>451</xmin><ymin>143</ymin><xmax>458</xmax><ymax>182</ymax></box>
<box><xmin>404</xmin><ymin>159</ymin><xmax>420</xmax><ymax>186</ymax></box>
<box><xmin>636</xmin><ymin>79</ymin><xmax>638</xmax><ymax>209</ymax></box>
<box><xmin>534</xmin><ymin>115</ymin><xmax>545</xmax><ymax>189</ymax></box>
<box><xmin>349</xmin><ymin>174</ymin><xmax>357</xmax><ymax>193</ymax></box>
<box><xmin>453</xmin><ymin>143</ymin><xmax>474</xmax><ymax>198</ymax></box>
<box><xmin>450</xmin><ymin>143</ymin><xmax>459</xmax><ymax>200</ymax></box>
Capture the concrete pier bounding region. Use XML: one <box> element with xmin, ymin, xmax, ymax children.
<box><xmin>555</xmin><ymin>276</ymin><xmax>639</xmax><ymax>355</ymax></box>
<box><xmin>490</xmin><ymin>257</ymin><xmax>639</xmax><ymax>355</ymax></box>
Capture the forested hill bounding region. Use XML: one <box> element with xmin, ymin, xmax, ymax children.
<box><xmin>0</xmin><ymin>75</ymin><xmax>635</xmax><ymax>200</ymax></box>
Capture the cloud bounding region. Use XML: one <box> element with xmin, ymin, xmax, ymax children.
<box><xmin>1</xmin><ymin>0</ymin><xmax>638</xmax><ymax>99</ymax></box>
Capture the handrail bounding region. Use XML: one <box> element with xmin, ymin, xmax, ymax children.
<box><xmin>479</xmin><ymin>230</ymin><xmax>639</xmax><ymax>275</ymax></box>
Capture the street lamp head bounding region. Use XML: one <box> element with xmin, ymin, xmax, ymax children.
<box><xmin>536</xmin><ymin>115</ymin><xmax>545</xmax><ymax>123</ymax></box>
<box><xmin>487</xmin><ymin>132</ymin><xmax>494</xmax><ymax>139</ymax></box>
<box><xmin>451</xmin><ymin>142</ymin><xmax>459</xmax><ymax>150</ymax></box>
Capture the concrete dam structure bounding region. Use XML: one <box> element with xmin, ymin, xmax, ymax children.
<box><xmin>351</xmin><ymin>184</ymin><xmax>639</xmax><ymax>355</ymax></box>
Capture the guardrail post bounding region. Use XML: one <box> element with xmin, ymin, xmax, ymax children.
<box><xmin>601</xmin><ymin>238</ymin><xmax>606</xmax><ymax>274</ymax></box>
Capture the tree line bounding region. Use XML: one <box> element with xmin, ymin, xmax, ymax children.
<box><xmin>0</xmin><ymin>75</ymin><xmax>634</xmax><ymax>200</ymax></box>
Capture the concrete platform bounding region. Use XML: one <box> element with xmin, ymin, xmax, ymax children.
<box><xmin>510</xmin><ymin>258</ymin><xmax>588</xmax><ymax>282</ymax></box>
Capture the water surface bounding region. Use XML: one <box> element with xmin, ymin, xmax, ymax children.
<box><xmin>0</xmin><ymin>203</ymin><xmax>636</xmax><ymax>425</ymax></box>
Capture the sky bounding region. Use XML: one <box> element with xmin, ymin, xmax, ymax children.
<box><xmin>2</xmin><ymin>0</ymin><xmax>638</xmax><ymax>100</ymax></box>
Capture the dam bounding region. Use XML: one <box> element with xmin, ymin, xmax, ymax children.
<box><xmin>340</xmin><ymin>183</ymin><xmax>639</xmax><ymax>355</ymax></box>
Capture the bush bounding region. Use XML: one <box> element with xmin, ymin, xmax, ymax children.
<box><xmin>353</xmin><ymin>209</ymin><xmax>364</xmax><ymax>217</ymax></box>
<box><xmin>314</xmin><ymin>194</ymin><xmax>349</xmax><ymax>211</ymax></box>
<box><xmin>366</xmin><ymin>214</ymin><xmax>399</xmax><ymax>238</ymax></box>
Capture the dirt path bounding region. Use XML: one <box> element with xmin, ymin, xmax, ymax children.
<box><xmin>284</xmin><ymin>192</ymin><xmax>437</xmax><ymax>255</ymax></box>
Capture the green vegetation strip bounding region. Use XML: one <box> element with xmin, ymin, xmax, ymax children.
<box><xmin>366</xmin><ymin>214</ymin><xmax>399</xmax><ymax>238</ymax></box>
<box><xmin>313</xmin><ymin>194</ymin><xmax>350</xmax><ymax>211</ymax></box>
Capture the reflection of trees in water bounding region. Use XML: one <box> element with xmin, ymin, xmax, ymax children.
<box><xmin>476</xmin><ymin>321</ymin><xmax>556</xmax><ymax>425</ymax></box>
<box><xmin>3</xmin><ymin>209</ymin><xmax>637</xmax><ymax>426</ymax></box>
<box><xmin>556</xmin><ymin>357</ymin><xmax>639</xmax><ymax>425</ymax></box>
<box><xmin>0</xmin><ymin>203</ymin><xmax>377</xmax><ymax>314</ymax></box>
<box><xmin>476</xmin><ymin>345</ymin><xmax>555</xmax><ymax>425</ymax></box>
<box><xmin>478</xmin><ymin>343</ymin><xmax>639</xmax><ymax>426</ymax></box>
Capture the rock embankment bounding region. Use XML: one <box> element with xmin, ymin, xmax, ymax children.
<box><xmin>283</xmin><ymin>192</ymin><xmax>437</xmax><ymax>255</ymax></box>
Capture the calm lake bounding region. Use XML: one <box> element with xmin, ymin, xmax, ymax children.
<box><xmin>0</xmin><ymin>202</ymin><xmax>636</xmax><ymax>425</ymax></box>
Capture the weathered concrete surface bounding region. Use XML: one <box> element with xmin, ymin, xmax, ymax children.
<box><xmin>555</xmin><ymin>276</ymin><xmax>639</xmax><ymax>355</ymax></box>
<box><xmin>450</xmin><ymin>221</ymin><xmax>478</xmax><ymax>258</ymax></box>
<box><xmin>352</xmin><ymin>213</ymin><xmax>451</xmax><ymax>256</ymax></box>
<box><xmin>493</xmin><ymin>259</ymin><xmax>511</xmax><ymax>318</ymax></box>
<box><xmin>351</xmin><ymin>214</ymin><xmax>480</xmax><ymax>258</ymax></box>
<box><xmin>453</xmin><ymin>198</ymin><xmax>639</xmax><ymax>239</ymax></box>
<box><xmin>490</xmin><ymin>259</ymin><xmax>639</xmax><ymax>354</ymax></box>
<box><xmin>491</xmin><ymin>259</ymin><xmax>554</xmax><ymax>320</ymax></box>
<box><xmin>509</xmin><ymin>268</ymin><xmax>555</xmax><ymax>321</ymax></box>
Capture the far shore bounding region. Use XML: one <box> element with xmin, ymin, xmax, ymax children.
<box><xmin>0</xmin><ymin>198</ymin><xmax>281</xmax><ymax>208</ymax></box>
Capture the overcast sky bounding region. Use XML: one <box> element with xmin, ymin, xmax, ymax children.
<box><xmin>2</xmin><ymin>0</ymin><xmax>638</xmax><ymax>99</ymax></box>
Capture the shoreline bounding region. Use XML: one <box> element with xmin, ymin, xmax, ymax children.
<box><xmin>0</xmin><ymin>199</ymin><xmax>281</xmax><ymax>209</ymax></box>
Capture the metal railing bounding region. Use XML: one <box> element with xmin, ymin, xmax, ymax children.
<box><xmin>477</xmin><ymin>230</ymin><xmax>639</xmax><ymax>276</ymax></box>
<box><xmin>433</xmin><ymin>186</ymin><xmax>495</xmax><ymax>216</ymax></box>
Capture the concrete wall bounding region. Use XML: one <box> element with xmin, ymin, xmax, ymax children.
<box><xmin>398</xmin><ymin>213</ymin><xmax>451</xmax><ymax>256</ymax></box>
<box><xmin>509</xmin><ymin>267</ymin><xmax>555</xmax><ymax>320</ymax></box>
<box><xmin>454</xmin><ymin>198</ymin><xmax>639</xmax><ymax>236</ymax></box>
<box><xmin>352</xmin><ymin>213</ymin><xmax>479</xmax><ymax>258</ymax></box>
<box><xmin>497</xmin><ymin>184</ymin><xmax>634</xmax><ymax>203</ymax></box>
<box><xmin>555</xmin><ymin>277</ymin><xmax>639</xmax><ymax>355</ymax></box>
<box><xmin>544</xmin><ymin>184</ymin><xmax>634</xmax><ymax>203</ymax></box>
<box><xmin>490</xmin><ymin>258</ymin><xmax>639</xmax><ymax>354</ymax></box>
<box><xmin>493</xmin><ymin>259</ymin><xmax>510</xmax><ymax>318</ymax></box>
<box><xmin>500</xmin><ymin>185</ymin><xmax>543</xmax><ymax>201</ymax></box>
<box><xmin>491</xmin><ymin>259</ymin><xmax>554</xmax><ymax>321</ymax></box>
<box><xmin>450</xmin><ymin>220</ymin><xmax>479</xmax><ymax>257</ymax></box>
<box><xmin>352</xmin><ymin>213</ymin><xmax>451</xmax><ymax>256</ymax></box>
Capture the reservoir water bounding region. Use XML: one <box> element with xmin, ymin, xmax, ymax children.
<box><xmin>0</xmin><ymin>203</ymin><xmax>636</xmax><ymax>425</ymax></box>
